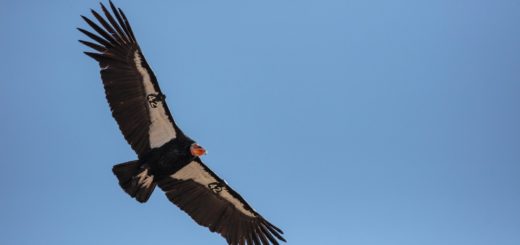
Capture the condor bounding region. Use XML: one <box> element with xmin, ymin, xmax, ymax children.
<box><xmin>78</xmin><ymin>2</ymin><xmax>286</xmax><ymax>244</ymax></box>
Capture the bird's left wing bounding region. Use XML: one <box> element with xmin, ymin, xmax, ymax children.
<box><xmin>157</xmin><ymin>158</ymin><xmax>286</xmax><ymax>245</ymax></box>
<box><xmin>78</xmin><ymin>1</ymin><xmax>180</xmax><ymax>157</ymax></box>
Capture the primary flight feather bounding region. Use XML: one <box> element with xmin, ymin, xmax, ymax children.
<box><xmin>78</xmin><ymin>2</ymin><xmax>286</xmax><ymax>244</ymax></box>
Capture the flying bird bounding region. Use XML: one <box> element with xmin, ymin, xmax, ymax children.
<box><xmin>78</xmin><ymin>2</ymin><xmax>286</xmax><ymax>244</ymax></box>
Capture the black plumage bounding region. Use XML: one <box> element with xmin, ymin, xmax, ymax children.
<box><xmin>79</xmin><ymin>1</ymin><xmax>285</xmax><ymax>244</ymax></box>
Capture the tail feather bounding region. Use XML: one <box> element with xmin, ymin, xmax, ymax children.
<box><xmin>112</xmin><ymin>160</ymin><xmax>156</xmax><ymax>203</ymax></box>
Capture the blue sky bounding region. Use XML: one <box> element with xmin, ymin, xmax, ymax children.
<box><xmin>1</xmin><ymin>0</ymin><xmax>519</xmax><ymax>244</ymax></box>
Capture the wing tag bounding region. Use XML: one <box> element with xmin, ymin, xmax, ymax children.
<box><xmin>208</xmin><ymin>182</ymin><xmax>225</xmax><ymax>194</ymax></box>
<box><xmin>147</xmin><ymin>93</ymin><xmax>165</xmax><ymax>108</ymax></box>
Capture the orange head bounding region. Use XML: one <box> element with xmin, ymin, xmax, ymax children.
<box><xmin>190</xmin><ymin>143</ymin><xmax>206</xmax><ymax>157</ymax></box>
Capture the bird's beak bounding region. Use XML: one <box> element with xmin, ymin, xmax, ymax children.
<box><xmin>190</xmin><ymin>144</ymin><xmax>206</xmax><ymax>157</ymax></box>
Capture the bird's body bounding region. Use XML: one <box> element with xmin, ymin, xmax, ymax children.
<box><xmin>141</xmin><ymin>135</ymin><xmax>196</xmax><ymax>177</ymax></box>
<box><xmin>79</xmin><ymin>1</ymin><xmax>285</xmax><ymax>244</ymax></box>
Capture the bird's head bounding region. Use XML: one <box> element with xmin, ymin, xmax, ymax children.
<box><xmin>190</xmin><ymin>143</ymin><xmax>206</xmax><ymax>157</ymax></box>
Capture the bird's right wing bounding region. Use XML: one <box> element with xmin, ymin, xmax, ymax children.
<box><xmin>78</xmin><ymin>1</ymin><xmax>181</xmax><ymax>157</ymax></box>
<box><xmin>157</xmin><ymin>158</ymin><xmax>286</xmax><ymax>245</ymax></box>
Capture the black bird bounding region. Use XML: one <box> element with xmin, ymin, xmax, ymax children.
<box><xmin>78</xmin><ymin>2</ymin><xmax>286</xmax><ymax>245</ymax></box>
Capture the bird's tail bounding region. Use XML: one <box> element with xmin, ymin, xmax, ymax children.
<box><xmin>112</xmin><ymin>160</ymin><xmax>156</xmax><ymax>203</ymax></box>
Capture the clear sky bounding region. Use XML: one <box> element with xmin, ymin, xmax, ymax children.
<box><xmin>1</xmin><ymin>0</ymin><xmax>519</xmax><ymax>244</ymax></box>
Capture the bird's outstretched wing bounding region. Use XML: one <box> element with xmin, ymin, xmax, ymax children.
<box><xmin>79</xmin><ymin>1</ymin><xmax>180</xmax><ymax>157</ymax></box>
<box><xmin>157</xmin><ymin>158</ymin><xmax>286</xmax><ymax>245</ymax></box>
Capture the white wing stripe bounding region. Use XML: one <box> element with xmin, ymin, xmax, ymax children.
<box><xmin>133</xmin><ymin>51</ymin><xmax>176</xmax><ymax>148</ymax></box>
<box><xmin>172</xmin><ymin>161</ymin><xmax>256</xmax><ymax>217</ymax></box>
